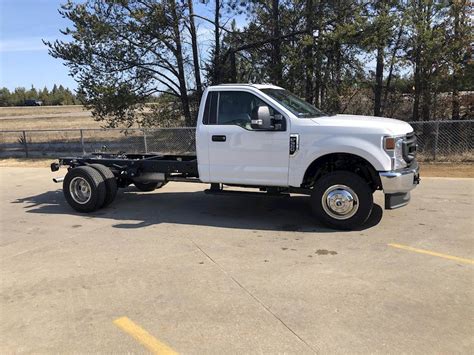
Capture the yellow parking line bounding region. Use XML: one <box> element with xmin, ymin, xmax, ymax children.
<box><xmin>388</xmin><ymin>243</ymin><xmax>474</xmax><ymax>265</ymax></box>
<box><xmin>113</xmin><ymin>317</ymin><xmax>178</xmax><ymax>355</ymax></box>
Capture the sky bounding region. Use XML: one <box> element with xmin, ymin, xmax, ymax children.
<box><xmin>0</xmin><ymin>0</ymin><xmax>79</xmax><ymax>90</ymax></box>
<box><xmin>0</xmin><ymin>0</ymin><xmax>237</xmax><ymax>92</ymax></box>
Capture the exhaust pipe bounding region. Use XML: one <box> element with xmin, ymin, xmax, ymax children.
<box><xmin>53</xmin><ymin>177</ymin><xmax>64</xmax><ymax>183</ymax></box>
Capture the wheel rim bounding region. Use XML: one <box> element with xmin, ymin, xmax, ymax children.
<box><xmin>69</xmin><ymin>177</ymin><xmax>92</xmax><ymax>205</ymax></box>
<box><xmin>321</xmin><ymin>184</ymin><xmax>359</xmax><ymax>220</ymax></box>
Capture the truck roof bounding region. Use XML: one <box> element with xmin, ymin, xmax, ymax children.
<box><xmin>208</xmin><ymin>83</ymin><xmax>284</xmax><ymax>90</ymax></box>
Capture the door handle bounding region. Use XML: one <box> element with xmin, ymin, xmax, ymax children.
<box><xmin>212</xmin><ymin>135</ymin><xmax>226</xmax><ymax>142</ymax></box>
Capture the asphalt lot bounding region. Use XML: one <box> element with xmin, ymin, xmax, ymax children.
<box><xmin>1</xmin><ymin>167</ymin><xmax>473</xmax><ymax>354</ymax></box>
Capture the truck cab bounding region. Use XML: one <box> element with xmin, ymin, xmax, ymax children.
<box><xmin>53</xmin><ymin>83</ymin><xmax>419</xmax><ymax>230</ymax></box>
<box><xmin>196</xmin><ymin>84</ymin><xmax>419</xmax><ymax>228</ymax></box>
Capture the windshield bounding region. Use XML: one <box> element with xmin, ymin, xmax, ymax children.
<box><xmin>260</xmin><ymin>89</ymin><xmax>328</xmax><ymax>118</ymax></box>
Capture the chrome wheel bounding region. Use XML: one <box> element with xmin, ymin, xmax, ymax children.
<box><xmin>69</xmin><ymin>177</ymin><xmax>92</xmax><ymax>205</ymax></box>
<box><xmin>321</xmin><ymin>184</ymin><xmax>359</xmax><ymax>220</ymax></box>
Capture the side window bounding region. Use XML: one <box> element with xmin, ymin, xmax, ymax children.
<box><xmin>217</xmin><ymin>91</ymin><xmax>280</xmax><ymax>129</ymax></box>
<box><xmin>202</xmin><ymin>93</ymin><xmax>211</xmax><ymax>124</ymax></box>
<box><xmin>202</xmin><ymin>92</ymin><xmax>218</xmax><ymax>125</ymax></box>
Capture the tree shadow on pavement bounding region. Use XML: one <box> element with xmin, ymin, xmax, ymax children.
<box><xmin>12</xmin><ymin>187</ymin><xmax>383</xmax><ymax>232</ymax></box>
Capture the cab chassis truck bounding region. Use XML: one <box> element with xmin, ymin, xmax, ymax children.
<box><xmin>51</xmin><ymin>84</ymin><xmax>419</xmax><ymax>230</ymax></box>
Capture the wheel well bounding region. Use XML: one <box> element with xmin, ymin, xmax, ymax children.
<box><xmin>302</xmin><ymin>153</ymin><xmax>381</xmax><ymax>190</ymax></box>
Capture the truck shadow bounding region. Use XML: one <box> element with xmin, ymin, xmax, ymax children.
<box><xmin>13</xmin><ymin>187</ymin><xmax>383</xmax><ymax>232</ymax></box>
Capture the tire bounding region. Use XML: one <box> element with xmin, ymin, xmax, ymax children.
<box><xmin>134</xmin><ymin>181</ymin><xmax>167</xmax><ymax>192</ymax></box>
<box><xmin>88</xmin><ymin>164</ymin><xmax>118</xmax><ymax>207</ymax></box>
<box><xmin>63</xmin><ymin>166</ymin><xmax>106</xmax><ymax>212</ymax></box>
<box><xmin>311</xmin><ymin>171</ymin><xmax>373</xmax><ymax>230</ymax></box>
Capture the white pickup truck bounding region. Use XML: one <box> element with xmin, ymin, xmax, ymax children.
<box><xmin>51</xmin><ymin>84</ymin><xmax>419</xmax><ymax>230</ymax></box>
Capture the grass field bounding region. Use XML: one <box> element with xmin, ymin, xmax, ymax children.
<box><xmin>0</xmin><ymin>105</ymin><xmax>102</xmax><ymax>130</ymax></box>
<box><xmin>0</xmin><ymin>105</ymin><xmax>86</xmax><ymax>117</ymax></box>
<box><xmin>0</xmin><ymin>105</ymin><xmax>153</xmax><ymax>130</ymax></box>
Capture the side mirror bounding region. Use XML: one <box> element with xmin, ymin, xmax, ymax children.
<box><xmin>251</xmin><ymin>106</ymin><xmax>273</xmax><ymax>129</ymax></box>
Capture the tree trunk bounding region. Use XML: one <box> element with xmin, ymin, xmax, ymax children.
<box><xmin>270</xmin><ymin>0</ymin><xmax>282</xmax><ymax>85</ymax></box>
<box><xmin>213</xmin><ymin>0</ymin><xmax>221</xmax><ymax>85</ymax></box>
<box><xmin>230</xmin><ymin>51</ymin><xmax>237</xmax><ymax>82</ymax></box>
<box><xmin>187</xmin><ymin>0</ymin><xmax>202</xmax><ymax>98</ymax></box>
<box><xmin>304</xmin><ymin>0</ymin><xmax>314</xmax><ymax>103</ymax></box>
<box><xmin>333</xmin><ymin>43</ymin><xmax>342</xmax><ymax>113</ymax></box>
<box><xmin>421</xmin><ymin>71</ymin><xmax>431</xmax><ymax>121</ymax></box>
<box><xmin>170</xmin><ymin>0</ymin><xmax>191</xmax><ymax>125</ymax></box>
<box><xmin>374</xmin><ymin>45</ymin><xmax>384</xmax><ymax>117</ymax></box>
<box><xmin>313</xmin><ymin>0</ymin><xmax>323</xmax><ymax>107</ymax></box>
<box><xmin>321</xmin><ymin>48</ymin><xmax>333</xmax><ymax>112</ymax></box>
<box><xmin>452</xmin><ymin>75</ymin><xmax>460</xmax><ymax>120</ymax></box>
<box><xmin>451</xmin><ymin>2</ymin><xmax>461</xmax><ymax>120</ymax></box>
<box><xmin>383</xmin><ymin>24</ymin><xmax>404</xmax><ymax>115</ymax></box>
<box><xmin>413</xmin><ymin>44</ymin><xmax>421</xmax><ymax>121</ymax></box>
<box><xmin>314</xmin><ymin>56</ymin><xmax>322</xmax><ymax>107</ymax></box>
<box><xmin>412</xmin><ymin>1</ymin><xmax>425</xmax><ymax>122</ymax></box>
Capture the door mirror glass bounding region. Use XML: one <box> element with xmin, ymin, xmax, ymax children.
<box><xmin>251</xmin><ymin>106</ymin><xmax>274</xmax><ymax>130</ymax></box>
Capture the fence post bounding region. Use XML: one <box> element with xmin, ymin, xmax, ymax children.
<box><xmin>143</xmin><ymin>129</ymin><xmax>148</xmax><ymax>153</ymax></box>
<box><xmin>80</xmin><ymin>129</ymin><xmax>85</xmax><ymax>155</ymax></box>
<box><xmin>22</xmin><ymin>130</ymin><xmax>28</xmax><ymax>158</ymax></box>
<box><xmin>433</xmin><ymin>121</ymin><xmax>440</xmax><ymax>161</ymax></box>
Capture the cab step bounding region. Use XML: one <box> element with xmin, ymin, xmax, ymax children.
<box><xmin>204</xmin><ymin>185</ymin><xmax>290</xmax><ymax>198</ymax></box>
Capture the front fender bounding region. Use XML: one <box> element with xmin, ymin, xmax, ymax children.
<box><xmin>289</xmin><ymin>135</ymin><xmax>391</xmax><ymax>187</ymax></box>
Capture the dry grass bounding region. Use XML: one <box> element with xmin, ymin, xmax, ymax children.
<box><xmin>0</xmin><ymin>105</ymin><xmax>87</xmax><ymax>117</ymax></box>
<box><xmin>420</xmin><ymin>162</ymin><xmax>474</xmax><ymax>178</ymax></box>
<box><xmin>0</xmin><ymin>105</ymin><xmax>145</xmax><ymax>130</ymax></box>
<box><xmin>0</xmin><ymin>105</ymin><xmax>101</xmax><ymax>130</ymax></box>
<box><xmin>0</xmin><ymin>115</ymin><xmax>103</xmax><ymax>130</ymax></box>
<box><xmin>417</xmin><ymin>152</ymin><xmax>474</xmax><ymax>163</ymax></box>
<box><xmin>0</xmin><ymin>159</ymin><xmax>472</xmax><ymax>178</ymax></box>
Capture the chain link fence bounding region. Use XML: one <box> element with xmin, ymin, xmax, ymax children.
<box><xmin>0</xmin><ymin>120</ymin><xmax>472</xmax><ymax>162</ymax></box>
<box><xmin>0</xmin><ymin>128</ymin><xmax>196</xmax><ymax>158</ymax></box>
<box><xmin>409</xmin><ymin>120</ymin><xmax>473</xmax><ymax>161</ymax></box>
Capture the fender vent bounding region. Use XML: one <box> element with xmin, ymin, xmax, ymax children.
<box><xmin>290</xmin><ymin>134</ymin><xmax>299</xmax><ymax>155</ymax></box>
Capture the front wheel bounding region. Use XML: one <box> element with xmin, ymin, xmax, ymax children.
<box><xmin>311</xmin><ymin>171</ymin><xmax>373</xmax><ymax>230</ymax></box>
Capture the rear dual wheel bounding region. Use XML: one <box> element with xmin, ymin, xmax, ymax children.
<box><xmin>88</xmin><ymin>164</ymin><xmax>118</xmax><ymax>207</ymax></box>
<box><xmin>63</xmin><ymin>165</ymin><xmax>117</xmax><ymax>212</ymax></box>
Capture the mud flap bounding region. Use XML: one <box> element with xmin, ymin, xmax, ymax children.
<box><xmin>385</xmin><ymin>192</ymin><xmax>411</xmax><ymax>209</ymax></box>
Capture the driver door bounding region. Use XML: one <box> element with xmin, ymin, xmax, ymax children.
<box><xmin>205</xmin><ymin>90</ymin><xmax>290</xmax><ymax>186</ymax></box>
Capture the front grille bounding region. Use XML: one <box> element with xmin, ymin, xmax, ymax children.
<box><xmin>403</xmin><ymin>132</ymin><xmax>417</xmax><ymax>162</ymax></box>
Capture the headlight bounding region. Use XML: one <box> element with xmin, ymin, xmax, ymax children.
<box><xmin>384</xmin><ymin>136</ymin><xmax>407</xmax><ymax>170</ymax></box>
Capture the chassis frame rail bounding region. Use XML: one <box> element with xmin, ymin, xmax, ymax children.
<box><xmin>52</xmin><ymin>152</ymin><xmax>199</xmax><ymax>179</ymax></box>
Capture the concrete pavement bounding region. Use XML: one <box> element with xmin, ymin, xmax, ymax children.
<box><xmin>1</xmin><ymin>168</ymin><xmax>473</xmax><ymax>353</ymax></box>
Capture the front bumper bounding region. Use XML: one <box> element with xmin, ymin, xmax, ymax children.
<box><xmin>379</xmin><ymin>161</ymin><xmax>420</xmax><ymax>209</ymax></box>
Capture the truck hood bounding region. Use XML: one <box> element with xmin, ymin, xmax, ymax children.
<box><xmin>312</xmin><ymin>114</ymin><xmax>413</xmax><ymax>135</ymax></box>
